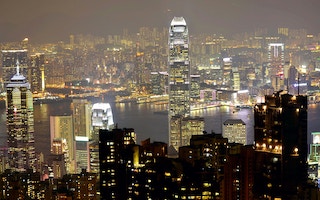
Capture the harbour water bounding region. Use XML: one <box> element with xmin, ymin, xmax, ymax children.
<box><xmin>0</xmin><ymin>98</ymin><xmax>319</xmax><ymax>161</ymax></box>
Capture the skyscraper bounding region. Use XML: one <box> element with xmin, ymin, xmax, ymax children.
<box><xmin>254</xmin><ymin>91</ymin><xmax>308</xmax><ymax>198</ymax></box>
<box><xmin>50</xmin><ymin>115</ymin><xmax>75</xmax><ymax>173</ymax></box>
<box><xmin>99</xmin><ymin>127</ymin><xmax>136</xmax><ymax>199</ymax></box>
<box><xmin>91</xmin><ymin>103</ymin><xmax>114</xmax><ymax>140</ymax></box>
<box><xmin>168</xmin><ymin>17</ymin><xmax>191</xmax><ymax>152</ymax></box>
<box><xmin>6</xmin><ymin>60</ymin><xmax>35</xmax><ymax>172</ymax></box>
<box><xmin>72</xmin><ymin>99</ymin><xmax>92</xmax><ymax>173</ymax></box>
<box><xmin>90</xmin><ymin>103</ymin><xmax>114</xmax><ymax>174</ymax></box>
<box><xmin>30</xmin><ymin>53</ymin><xmax>45</xmax><ymax>93</ymax></box>
<box><xmin>73</xmin><ymin>99</ymin><xmax>92</xmax><ymax>140</ymax></box>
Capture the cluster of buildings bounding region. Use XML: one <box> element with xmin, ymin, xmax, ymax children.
<box><xmin>0</xmin><ymin>16</ymin><xmax>319</xmax><ymax>199</ymax></box>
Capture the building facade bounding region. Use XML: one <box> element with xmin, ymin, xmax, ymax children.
<box><xmin>6</xmin><ymin>61</ymin><xmax>36</xmax><ymax>172</ymax></box>
<box><xmin>168</xmin><ymin>17</ymin><xmax>191</xmax><ymax>152</ymax></box>
<box><xmin>222</xmin><ymin>119</ymin><xmax>246</xmax><ymax>145</ymax></box>
<box><xmin>72</xmin><ymin>99</ymin><xmax>92</xmax><ymax>173</ymax></box>
<box><xmin>99</xmin><ymin>128</ymin><xmax>136</xmax><ymax>199</ymax></box>
<box><xmin>253</xmin><ymin>91</ymin><xmax>308</xmax><ymax>199</ymax></box>
<box><xmin>50</xmin><ymin>115</ymin><xmax>75</xmax><ymax>174</ymax></box>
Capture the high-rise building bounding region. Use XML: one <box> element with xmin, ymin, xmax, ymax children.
<box><xmin>168</xmin><ymin>17</ymin><xmax>192</xmax><ymax>152</ymax></box>
<box><xmin>179</xmin><ymin>133</ymin><xmax>229</xmax><ymax>199</ymax></box>
<box><xmin>267</xmin><ymin>43</ymin><xmax>285</xmax><ymax>91</ymax></box>
<box><xmin>91</xmin><ymin>103</ymin><xmax>114</xmax><ymax>140</ymax></box>
<box><xmin>222</xmin><ymin>119</ymin><xmax>246</xmax><ymax>145</ymax></box>
<box><xmin>6</xmin><ymin>60</ymin><xmax>36</xmax><ymax>172</ymax></box>
<box><xmin>73</xmin><ymin>99</ymin><xmax>92</xmax><ymax>139</ymax></box>
<box><xmin>190</xmin><ymin>74</ymin><xmax>200</xmax><ymax>102</ymax></box>
<box><xmin>150</xmin><ymin>71</ymin><xmax>168</xmax><ymax>95</ymax></box>
<box><xmin>90</xmin><ymin>103</ymin><xmax>114</xmax><ymax>174</ymax></box>
<box><xmin>72</xmin><ymin>99</ymin><xmax>92</xmax><ymax>173</ymax></box>
<box><xmin>232</xmin><ymin>69</ymin><xmax>240</xmax><ymax>91</ymax></box>
<box><xmin>224</xmin><ymin>144</ymin><xmax>255</xmax><ymax>200</ymax></box>
<box><xmin>99</xmin><ymin>127</ymin><xmax>136</xmax><ymax>199</ymax></box>
<box><xmin>253</xmin><ymin>91</ymin><xmax>308</xmax><ymax>199</ymax></box>
<box><xmin>29</xmin><ymin>53</ymin><xmax>45</xmax><ymax>93</ymax></box>
<box><xmin>135</xmin><ymin>44</ymin><xmax>149</xmax><ymax>94</ymax></box>
<box><xmin>50</xmin><ymin>115</ymin><xmax>75</xmax><ymax>174</ymax></box>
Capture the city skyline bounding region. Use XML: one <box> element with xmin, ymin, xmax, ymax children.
<box><xmin>1</xmin><ymin>0</ymin><xmax>320</xmax><ymax>43</ymax></box>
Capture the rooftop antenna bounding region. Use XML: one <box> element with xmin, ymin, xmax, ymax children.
<box><xmin>16</xmin><ymin>59</ymin><xmax>20</xmax><ymax>76</ymax></box>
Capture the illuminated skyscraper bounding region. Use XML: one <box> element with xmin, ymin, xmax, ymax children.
<box><xmin>190</xmin><ymin>74</ymin><xmax>200</xmax><ymax>102</ymax></box>
<box><xmin>168</xmin><ymin>17</ymin><xmax>191</xmax><ymax>152</ymax></box>
<box><xmin>30</xmin><ymin>53</ymin><xmax>45</xmax><ymax>93</ymax></box>
<box><xmin>50</xmin><ymin>115</ymin><xmax>75</xmax><ymax>173</ymax></box>
<box><xmin>267</xmin><ymin>43</ymin><xmax>285</xmax><ymax>90</ymax></box>
<box><xmin>72</xmin><ymin>99</ymin><xmax>92</xmax><ymax>173</ymax></box>
<box><xmin>91</xmin><ymin>103</ymin><xmax>114</xmax><ymax>140</ymax></box>
<box><xmin>90</xmin><ymin>103</ymin><xmax>114</xmax><ymax>173</ymax></box>
<box><xmin>6</xmin><ymin>60</ymin><xmax>35</xmax><ymax>172</ymax></box>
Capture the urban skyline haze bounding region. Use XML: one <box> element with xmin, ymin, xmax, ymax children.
<box><xmin>1</xmin><ymin>0</ymin><xmax>320</xmax><ymax>42</ymax></box>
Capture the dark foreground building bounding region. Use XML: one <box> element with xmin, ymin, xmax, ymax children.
<box><xmin>254</xmin><ymin>91</ymin><xmax>309</xmax><ymax>199</ymax></box>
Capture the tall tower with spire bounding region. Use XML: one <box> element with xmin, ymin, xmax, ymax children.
<box><xmin>6</xmin><ymin>60</ymin><xmax>36</xmax><ymax>172</ymax></box>
<box><xmin>168</xmin><ymin>17</ymin><xmax>191</xmax><ymax>153</ymax></box>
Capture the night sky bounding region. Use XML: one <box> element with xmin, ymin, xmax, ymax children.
<box><xmin>1</xmin><ymin>0</ymin><xmax>320</xmax><ymax>43</ymax></box>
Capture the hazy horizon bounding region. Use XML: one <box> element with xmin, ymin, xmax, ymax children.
<box><xmin>1</xmin><ymin>0</ymin><xmax>320</xmax><ymax>43</ymax></box>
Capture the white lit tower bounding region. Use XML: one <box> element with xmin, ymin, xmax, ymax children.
<box><xmin>6</xmin><ymin>60</ymin><xmax>36</xmax><ymax>172</ymax></box>
<box><xmin>90</xmin><ymin>103</ymin><xmax>114</xmax><ymax>174</ymax></box>
<box><xmin>168</xmin><ymin>17</ymin><xmax>191</xmax><ymax>152</ymax></box>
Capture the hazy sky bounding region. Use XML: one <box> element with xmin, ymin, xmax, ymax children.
<box><xmin>1</xmin><ymin>0</ymin><xmax>320</xmax><ymax>43</ymax></box>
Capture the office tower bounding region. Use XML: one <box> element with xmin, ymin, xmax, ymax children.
<box><xmin>50</xmin><ymin>115</ymin><xmax>75</xmax><ymax>173</ymax></box>
<box><xmin>1</xmin><ymin>50</ymin><xmax>29</xmax><ymax>87</ymax></box>
<box><xmin>223</xmin><ymin>119</ymin><xmax>246</xmax><ymax>145</ymax></box>
<box><xmin>75</xmin><ymin>141</ymin><xmax>90</xmax><ymax>173</ymax></box>
<box><xmin>190</xmin><ymin>74</ymin><xmax>200</xmax><ymax>102</ymax></box>
<box><xmin>254</xmin><ymin>91</ymin><xmax>308</xmax><ymax>199</ymax></box>
<box><xmin>30</xmin><ymin>53</ymin><xmax>45</xmax><ymax>93</ymax></box>
<box><xmin>73</xmin><ymin>99</ymin><xmax>92</xmax><ymax>139</ymax></box>
<box><xmin>222</xmin><ymin>57</ymin><xmax>232</xmax><ymax>88</ymax></box>
<box><xmin>267</xmin><ymin>43</ymin><xmax>285</xmax><ymax>90</ymax></box>
<box><xmin>72</xmin><ymin>99</ymin><xmax>92</xmax><ymax>173</ymax></box>
<box><xmin>90</xmin><ymin>103</ymin><xmax>114</xmax><ymax>174</ymax></box>
<box><xmin>278</xmin><ymin>27</ymin><xmax>289</xmax><ymax>37</ymax></box>
<box><xmin>232</xmin><ymin>69</ymin><xmax>240</xmax><ymax>91</ymax></box>
<box><xmin>91</xmin><ymin>103</ymin><xmax>114</xmax><ymax>140</ymax></box>
<box><xmin>150</xmin><ymin>71</ymin><xmax>168</xmax><ymax>95</ymax></box>
<box><xmin>168</xmin><ymin>17</ymin><xmax>191</xmax><ymax>152</ymax></box>
<box><xmin>99</xmin><ymin>128</ymin><xmax>136</xmax><ymax>199</ymax></box>
<box><xmin>6</xmin><ymin>60</ymin><xmax>36</xmax><ymax>172</ymax></box>
<box><xmin>135</xmin><ymin>44</ymin><xmax>147</xmax><ymax>94</ymax></box>
<box><xmin>180</xmin><ymin>116</ymin><xmax>204</xmax><ymax>146</ymax></box>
